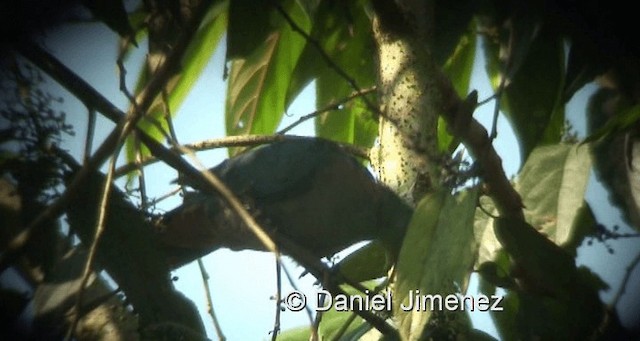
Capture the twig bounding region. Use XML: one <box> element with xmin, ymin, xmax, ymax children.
<box><xmin>477</xmin><ymin>93</ymin><xmax>497</xmax><ymax>107</ymax></box>
<box><xmin>609</xmin><ymin>249</ymin><xmax>640</xmax><ymax>309</ymax></box>
<box><xmin>197</xmin><ymin>258</ymin><xmax>226</xmax><ymax>341</ymax></box>
<box><xmin>277</xmin><ymin>87</ymin><xmax>376</xmax><ymax>135</ymax></box>
<box><xmin>147</xmin><ymin>186</ymin><xmax>182</xmax><ymax>207</ymax></box>
<box><xmin>271</xmin><ymin>254</ymin><xmax>282</xmax><ymax>341</ymax></box>
<box><xmin>66</xmin><ymin>145</ymin><xmax>121</xmax><ymax>340</ymax></box>
<box><xmin>281</xmin><ymin>262</ymin><xmax>315</xmax><ymax>326</ymax></box>
<box><xmin>162</xmin><ymin>88</ymin><xmax>180</xmax><ymax>144</ymax></box>
<box><xmin>490</xmin><ymin>76</ymin><xmax>506</xmax><ymax>140</ymax></box>
<box><xmin>274</xmin><ymin>4</ymin><xmax>381</xmax><ymax>117</ymax></box>
<box><xmin>135</xmin><ymin>133</ymin><xmax>149</xmax><ymax>211</ymax></box>
<box><xmin>114</xmin><ymin>134</ymin><xmax>370</xmax><ymax>178</ymax></box>
<box><xmin>83</xmin><ymin>108</ymin><xmax>96</xmax><ymax>163</ymax></box>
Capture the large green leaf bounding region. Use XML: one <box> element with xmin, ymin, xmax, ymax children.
<box><xmin>394</xmin><ymin>188</ymin><xmax>479</xmax><ymax>340</ymax></box>
<box><xmin>476</xmin><ymin>144</ymin><xmax>594</xmax><ymax>267</ymax></box>
<box><xmin>124</xmin><ymin>3</ymin><xmax>227</xmax><ymax>164</ymax></box>
<box><xmin>483</xmin><ymin>28</ymin><xmax>566</xmax><ymax>162</ymax></box>
<box><xmin>225</xmin><ymin>0</ymin><xmax>309</xmax><ymax>155</ymax></box>
<box><xmin>517</xmin><ymin>143</ymin><xmax>592</xmax><ymax>245</ymax></box>
<box><xmin>286</xmin><ymin>0</ymin><xmax>377</xmax><ymax>146</ymax></box>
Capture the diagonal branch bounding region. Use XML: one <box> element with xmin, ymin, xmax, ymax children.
<box><xmin>441</xmin><ymin>89</ymin><xmax>524</xmax><ymax>219</ymax></box>
<box><xmin>66</xmin><ymin>144</ymin><xmax>122</xmax><ymax>340</ymax></box>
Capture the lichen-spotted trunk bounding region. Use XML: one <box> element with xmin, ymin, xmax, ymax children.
<box><xmin>371</xmin><ymin>17</ymin><xmax>446</xmax><ymax>206</ymax></box>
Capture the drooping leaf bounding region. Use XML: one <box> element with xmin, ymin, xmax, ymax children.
<box><xmin>517</xmin><ymin>143</ymin><xmax>593</xmax><ymax>246</ymax></box>
<box><xmin>394</xmin><ymin>188</ymin><xmax>479</xmax><ymax>339</ymax></box>
<box><xmin>225</xmin><ymin>0</ymin><xmax>309</xmax><ymax>155</ymax></box>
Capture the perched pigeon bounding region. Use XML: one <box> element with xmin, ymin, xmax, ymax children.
<box><xmin>158</xmin><ymin>138</ymin><xmax>412</xmax><ymax>267</ymax></box>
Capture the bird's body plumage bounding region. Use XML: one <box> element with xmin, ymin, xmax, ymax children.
<box><xmin>158</xmin><ymin>138</ymin><xmax>412</xmax><ymax>267</ymax></box>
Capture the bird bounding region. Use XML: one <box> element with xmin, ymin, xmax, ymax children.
<box><xmin>156</xmin><ymin>138</ymin><xmax>413</xmax><ymax>268</ymax></box>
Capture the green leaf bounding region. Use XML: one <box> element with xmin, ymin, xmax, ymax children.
<box><xmin>394</xmin><ymin>188</ymin><xmax>479</xmax><ymax>340</ymax></box>
<box><xmin>475</xmin><ymin>144</ymin><xmax>593</xmax><ymax>264</ymax></box>
<box><xmin>482</xmin><ymin>29</ymin><xmax>566</xmax><ymax>162</ymax></box>
<box><xmin>225</xmin><ymin>0</ymin><xmax>309</xmax><ymax>155</ymax></box>
<box><xmin>517</xmin><ymin>144</ymin><xmax>592</xmax><ymax>246</ymax></box>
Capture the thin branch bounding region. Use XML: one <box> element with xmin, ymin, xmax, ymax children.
<box><xmin>281</xmin><ymin>261</ymin><xmax>315</xmax><ymax>325</ymax></box>
<box><xmin>274</xmin><ymin>4</ymin><xmax>381</xmax><ymax>117</ymax></box>
<box><xmin>197</xmin><ymin>258</ymin><xmax>226</xmax><ymax>341</ymax></box>
<box><xmin>609</xmin><ymin>249</ymin><xmax>640</xmax><ymax>309</ymax></box>
<box><xmin>490</xmin><ymin>76</ymin><xmax>506</xmax><ymax>140</ymax></box>
<box><xmin>114</xmin><ymin>134</ymin><xmax>370</xmax><ymax>178</ymax></box>
<box><xmin>134</xmin><ymin>133</ymin><xmax>149</xmax><ymax>211</ymax></box>
<box><xmin>66</xmin><ymin>145</ymin><xmax>121</xmax><ymax>340</ymax></box>
<box><xmin>162</xmin><ymin>88</ymin><xmax>180</xmax><ymax>144</ymax></box>
<box><xmin>83</xmin><ymin>108</ymin><xmax>96</xmax><ymax>163</ymax></box>
<box><xmin>476</xmin><ymin>93</ymin><xmax>497</xmax><ymax>108</ymax></box>
<box><xmin>271</xmin><ymin>254</ymin><xmax>282</xmax><ymax>341</ymax></box>
<box><xmin>147</xmin><ymin>186</ymin><xmax>182</xmax><ymax>207</ymax></box>
<box><xmin>117</xmin><ymin>56</ymin><xmax>137</xmax><ymax>105</ymax></box>
<box><xmin>277</xmin><ymin>87</ymin><xmax>376</xmax><ymax>135</ymax></box>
